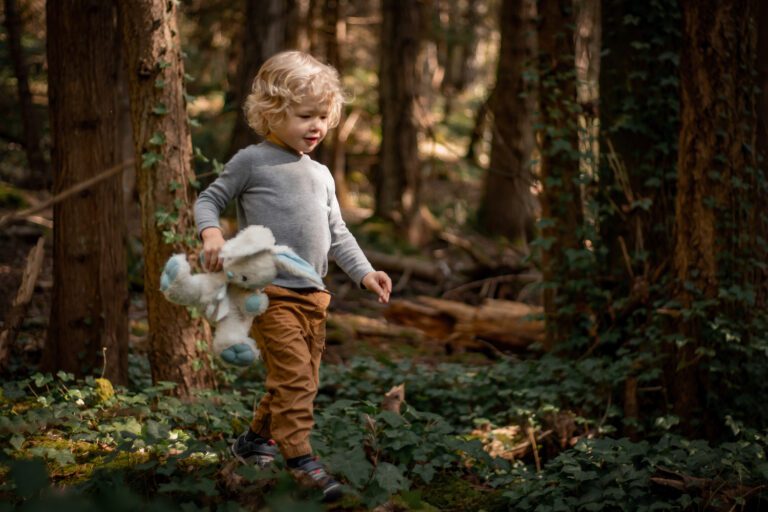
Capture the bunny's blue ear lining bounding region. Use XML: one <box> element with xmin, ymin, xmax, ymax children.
<box><xmin>274</xmin><ymin>251</ymin><xmax>325</xmax><ymax>288</ymax></box>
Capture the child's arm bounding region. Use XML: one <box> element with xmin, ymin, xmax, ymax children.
<box><xmin>201</xmin><ymin>227</ymin><xmax>226</xmax><ymax>272</ymax></box>
<box><xmin>194</xmin><ymin>150</ymin><xmax>252</xmax><ymax>271</ymax></box>
<box><xmin>326</xmin><ymin>180</ymin><xmax>392</xmax><ymax>303</ymax></box>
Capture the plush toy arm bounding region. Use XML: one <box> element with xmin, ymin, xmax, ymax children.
<box><xmin>160</xmin><ymin>254</ymin><xmax>226</xmax><ymax>307</ymax></box>
<box><xmin>271</xmin><ymin>246</ymin><xmax>325</xmax><ymax>289</ymax></box>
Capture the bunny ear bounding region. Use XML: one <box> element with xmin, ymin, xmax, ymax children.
<box><xmin>272</xmin><ymin>246</ymin><xmax>325</xmax><ymax>289</ymax></box>
<box><xmin>220</xmin><ymin>225</ymin><xmax>276</xmax><ymax>260</ymax></box>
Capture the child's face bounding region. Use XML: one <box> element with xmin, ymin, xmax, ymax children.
<box><xmin>267</xmin><ymin>97</ymin><xmax>330</xmax><ymax>155</ymax></box>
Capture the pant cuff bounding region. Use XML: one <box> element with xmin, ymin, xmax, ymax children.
<box><xmin>280</xmin><ymin>442</ymin><xmax>313</xmax><ymax>459</ymax></box>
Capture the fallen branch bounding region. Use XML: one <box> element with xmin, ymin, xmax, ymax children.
<box><xmin>442</xmin><ymin>273</ymin><xmax>540</xmax><ymax>300</ymax></box>
<box><xmin>385</xmin><ymin>296</ymin><xmax>544</xmax><ymax>350</ymax></box>
<box><xmin>327</xmin><ymin>312</ymin><xmax>424</xmax><ymax>341</ymax></box>
<box><xmin>0</xmin><ymin>159</ymin><xmax>133</xmax><ymax>229</ymax></box>
<box><xmin>0</xmin><ymin>237</ymin><xmax>45</xmax><ymax>368</ymax></box>
<box><xmin>366</xmin><ymin>250</ymin><xmax>448</xmax><ymax>282</ymax></box>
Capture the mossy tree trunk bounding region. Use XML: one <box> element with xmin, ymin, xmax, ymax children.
<box><xmin>537</xmin><ymin>0</ymin><xmax>583</xmax><ymax>349</ymax></box>
<box><xmin>118</xmin><ymin>0</ymin><xmax>215</xmax><ymax>395</ymax></box>
<box><xmin>45</xmin><ymin>0</ymin><xmax>128</xmax><ymax>384</ymax></box>
<box><xmin>757</xmin><ymin>0</ymin><xmax>768</xmax><ymax>310</ymax></box>
<box><xmin>673</xmin><ymin>0</ymin><xmax>762</xmax><ymax>427</ymax></box>
<box><xmin>376</xmin><ymin>0</ymin><xmax>423</xmax><ymax>243</ymax></box>
<box><xmin>598</xmin><ymin>0</ymin><xmax>680</xmax><ymax>287</ymax></box>
<box><xmin>478</xmin><ymin>0</ymin><xmax>537</xmax><ymax>247</ymax></box>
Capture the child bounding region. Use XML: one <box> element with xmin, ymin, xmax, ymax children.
<box><xmin>194</xmin><ymin>51</ymin><xmax>392</xmax><ymax>500</ymax></box>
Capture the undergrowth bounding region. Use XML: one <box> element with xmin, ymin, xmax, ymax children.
<box><xmin>1</xmin><ymin>357</ymin><xmax>767</xmax><ymax>511</ymax></box>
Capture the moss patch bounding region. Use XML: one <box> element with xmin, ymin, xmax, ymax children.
<box><xmin>420</xmin><ymin>473</ymin><xmax>505</xmax><ymax>512</ymax></box>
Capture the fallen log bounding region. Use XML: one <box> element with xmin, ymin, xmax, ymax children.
<box><xmin>327</xmin><ymin>311</ymin><xmax>424</xmax><ymax>341</ymax></box>
<box><xmin>384</xmin><ymin>296</ymin><xmax>544</xmax><ymax>350</ymax></box>
<box><xmin>0</xmin><ymin>237</ymin><xmax>45</xmax><ymax>368</ymax></box>
<box><xmin>365</xmin><ymin>250</ymin><xmax>449</xmax><ymax>282</ymax></box>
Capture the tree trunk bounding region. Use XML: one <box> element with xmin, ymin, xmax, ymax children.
<box><xmin>598</xmin><ymin>0</ymin><xmax>680</xmax><ymax>285</ymax></box>
<box><xmin>310</xmin><ymin>0</ymin><xmax>341</xmax><ymax>170</ymax></box>
<box><xmin>758</xmin><ymin>1</ymin><xmax>768</xmax><ymax>310</ymax></box>
<box><xmin>673</xmin><ymin>0</ymin><xmax>761</xmax><ymax>426</ymax></box>
<box><xmin>45</xmin><ymin>0</ymin><xmax>129</xmax><ymax>384</ymax></box>
<box><xmin>376</xmin><ymin>0</ymin><xmax>423</xmax><ymax>239</ymax></box>
<box><xmin>118</xmin><ymin>0</ymin><xmax>216</xmax><ymax>394</ymax></box>
<box><xmin>538</xmin><ymin>0</ymin><xmax>583</xmax><ymax>349</ymax></box>
<box><xmin>478</xmin><ymin>0</ymin><xmax>537</xmax><ymax>246</ymax></box>
<box><xmin>226</xmin><ymin>0</ymin><xmax>290</xmax><ymax>159</ymax></box>
<box><xmin>4</xmin><ymin>0</ymin><xmax>48</xmax><ymax>189</ymax></box>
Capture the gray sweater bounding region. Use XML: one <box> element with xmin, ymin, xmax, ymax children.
<box><xmin>195</xmin><ymin>141</ymin><xmax>374</xmax><ymax>289</ymax></box>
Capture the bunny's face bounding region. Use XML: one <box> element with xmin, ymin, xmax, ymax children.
<box><xmin>223</xmin><ymin>252</ymin><xmax>277</xmax><ymax>290</ymax></box>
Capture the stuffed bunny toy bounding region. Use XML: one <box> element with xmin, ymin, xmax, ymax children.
<box><xmin>159</xmin><ymin>225</ymin><xmax>324</xmax><ymax>366</ymax></box>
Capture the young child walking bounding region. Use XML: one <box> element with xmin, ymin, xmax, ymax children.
<box><xmin>194</xmin><ymin>51</ymin><xmax>392</xmax><ymax>500</ymax></box>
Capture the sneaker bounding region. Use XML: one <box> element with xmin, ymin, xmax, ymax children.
<box><xmin>290</xmin><ymin>457</ymin><xmax>343</xmax><ymax>502</ymax></box>
<box><xmin>230</xmin><ymin>433</ymin><xmax>279</xmax><ymax>468</ymax></box>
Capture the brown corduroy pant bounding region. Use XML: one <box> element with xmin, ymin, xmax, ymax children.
<box><xmin>249</xmin><ymin>285</ymin><xmax>331</xmax><ymax>459</ymax></box>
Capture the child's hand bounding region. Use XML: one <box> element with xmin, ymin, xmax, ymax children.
<box><xmin>200</xmin><ymin>227</ymin><xmax>226</xmax><ymax>272</ymax></box>
<box><xmin>362</xmin><ymin>271</ymin><xmax>392</xmax><ymax>304</ymax></box>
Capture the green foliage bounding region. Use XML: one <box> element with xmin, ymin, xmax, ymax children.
<box><xmin>2</xmin><ymin>357</ymin><xmax>768</xmax><ymax>510</ymax></box>
<box><xmin>502</xmin><ymin>432</ymin><xmax>768</xmax><ymax>511</ymax></box>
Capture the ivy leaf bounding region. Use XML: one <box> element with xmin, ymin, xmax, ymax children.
<box><xmin>142</xmin><ymin>151</ymin><xmax>162</xmax><ymax>169</ymax></box>
<box><xmin>373</xmin><ymin>462</ymin><xmax>409</xmax><ymax>494</ymax></box>
<box><xmin>152</xmin><ymin>103</ymin><xmax>168</xmax><ymax>115</ymax></box>
<box><xmin>10</xmin><ymin>434</ymin><xmax>25</xmax><ymax>451</ymax></box>
<box><xmin>149</xmin><ymin>132</ymin><xmax>166</xmax><ymax>146</ymax></box>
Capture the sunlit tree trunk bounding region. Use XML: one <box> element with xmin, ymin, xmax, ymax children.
<box><xmin>538</xmin><ymin>0</ymin><xmax>583</xmax><ymax>349</ymax></box>
<box><xmin>478</xmin><ymin>0</ymin><xmax>537</xmax><ymax>246</ymax></box>
<box><xmin>227</xmin><ymin>0</ymin><xmax>290</xmax><ymax>159</ymax></box>
<box><xmin>376</xmin><ymin>0</ymin><xmax>423</xmax><ymax>241</ymax></box>
<box><xmin>118</xmin><ymin>0</ymin><xmax>215</xmax><ymax>395</ymax></box>
<box><xmin>45</xmin><ymin>0</ymin><xmax>128</xmax><ymax>384</ymax></box>
<box><xmin>4</xmin><ymin>0</ymin><xmax>48</xmax><ymax>188</ymax></box>
<box><xmin>673</xmin><ymin>0</ymin><xmax>762</xmax><ymax>427</ymax></box>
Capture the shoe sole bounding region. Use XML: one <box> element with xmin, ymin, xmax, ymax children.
<box><xmin>322</xmin><ymin>482</ymin><xmax>343</xmax><ymax>502</ymax></box>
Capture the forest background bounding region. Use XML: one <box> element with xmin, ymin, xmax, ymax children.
<box><xmin>0</xmin><ymin>0</ymin><xmax>767</xmax><ymax>510</ymax></box>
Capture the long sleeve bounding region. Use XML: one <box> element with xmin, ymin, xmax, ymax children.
<box><xmin>327</xmin><ymin>182</ymin><xmax>375</xmax><ymax>286</ymax></box>
<box><xmin>194</xmin><ymin>150</ymin><xmax>252</xmax><ymax>235</ymax></box>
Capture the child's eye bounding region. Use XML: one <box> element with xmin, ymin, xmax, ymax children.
<box><xmin>299</xmin><ymin>115</ymin><xmax>311</xmax><ymax>119</ymax></box>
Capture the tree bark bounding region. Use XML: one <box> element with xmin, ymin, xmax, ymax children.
<box><xmin>376</xmin><ymin>0</ymin><xmax>423</xmax><ymax>238</ymax></box>
<box><xmin>226</xmin><ymin>0</ymin><xmax>290</xmax><ymax>160</ymax></box>
<box><xmin>537</xmin><ymin>0</ymin><xmax>583</xmax><ymax>349</ymax></box>
<box><xmin>118</xmin><ymin>0</ymin><xmax>216</xmax><ymax>394</ymax></box>
<box><xmin>758</xmin><ymin>0</ymin><xmax>768</xmax><ymax>309</ymax></box>
<box><xmin>598</xmin><ymin>0</ymin><xmax>680</xmax><ymax>284</ymax></box>
<box><xmin>45</xmin><ymin>0</ymin><xmax>129</xmax><ymax>384</ymax></box>
<box><xmin>4</xmin><ymin>0</ymin><xmax>48</xmax><ymax>188</ymax></box>
<box><xmin>478</xmin><ymin>0</ymin><xmax>537</xmax><ymax>245</ymax></box>
<box><xmin>673</xmin><ymin>0</ymin><xmax>761</xmax><ymax>426</ymax></box>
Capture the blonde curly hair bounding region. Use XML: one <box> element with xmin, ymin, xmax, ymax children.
<box><xmin>244</xmin><ymin>51</ymin><xmax>347</xmax><ymax>136</ymax></box>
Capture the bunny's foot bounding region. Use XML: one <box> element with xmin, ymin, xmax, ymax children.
<box><xmin>217</xmin><ymin>337</ymin><xmax>260</xmax><ymax>367</ymax></box>
<box><xmin>160</xmin><ymin>255</ymin><xmax>186</xmax><ymax>292</ymax></box>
